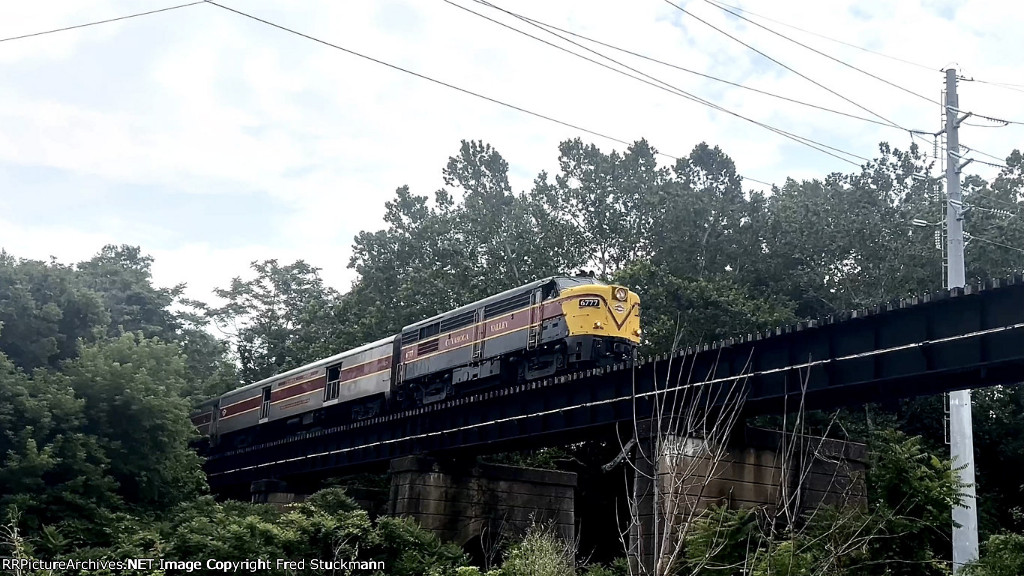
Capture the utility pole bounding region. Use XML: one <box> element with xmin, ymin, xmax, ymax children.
<box><xmin>945</xmin><ymin>67</ymin><xmax>979</xmax><ymax>573</ymax></box>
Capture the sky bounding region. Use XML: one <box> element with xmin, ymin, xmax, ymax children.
<box><xmin>0</xmin><ymin>0</ymin><xmax>1022</xmax><ymax>304</ymax></box>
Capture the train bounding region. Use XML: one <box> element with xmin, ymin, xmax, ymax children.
<box><xmin>190</xmin><ymin>276</ymin><xmax>642</xmax><ymax>448</ymax></box>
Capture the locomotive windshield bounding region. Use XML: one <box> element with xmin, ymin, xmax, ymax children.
<box><xmin>555</xmin><ymin>276</ymin><xmax>607</xmax><ymax>290</ymax></box>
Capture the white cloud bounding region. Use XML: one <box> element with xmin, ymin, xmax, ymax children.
<box><xmin>0</xmin><ymin>0</ymin><xmax>1022</xmax><ymax>303</ymax></box>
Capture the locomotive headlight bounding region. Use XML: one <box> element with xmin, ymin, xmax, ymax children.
<box><xmin>594</xmin><ymin>321</ymin><xmax>604</xmax><ymax>329</ymax></box>
<box><xmin>634</xmin><ymin>328</ymin><xmax>642</xmax><ymax>336</ymax></box>
<box><xmin>614</xmin><ymin>287</ymin><xmax>628</xmax><ymax>301</ymax></box>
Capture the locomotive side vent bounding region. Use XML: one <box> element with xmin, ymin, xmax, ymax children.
<box><xmin>417</xmin><ymin>339</ymin><xmax>439</xmax><ymax>355</ymax></box>
<box><xmin>484</xmin><ymin>291</ymin><xmax>532</xmax><ymax>319</ymax></box>
<box><xmin>440</xmin><ymin>310</ymin><xmax>475</xmax><ymax>332</ymax></box>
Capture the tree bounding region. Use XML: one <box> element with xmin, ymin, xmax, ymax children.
<box><xmin>76</xmin><ymin>245</ymin><xmax>182</xmax><ymax>341</ymax></box>
<box><xmin>0</xmin><ymin>252</ymin><xmax>107</xmax><ymax>371</ymax></box>
<box><xmin>655</xmin><ymin>143</ymin><xmax>751</xmax><ymax>281</ymax></box>
<box><xmin>964</xmin><ymin>533</ymin><xmax>1024</xmax><ymax>576</ymax></box>
<box><xmin>752</xmin><ymin>144</ymin><xmax>940</xmax><ymax>319</ymax></box>
<box><xmin>963</xmin><ymin>150</ymin><xmax>1024</xmax><ymax>282</ymax></box>
<box><xmin>348</xmin><ymin>185</ymin><xmax>472</xmax><ymax>340</ymax></box>
<box><xmin>614</xmin><ymin>261</ymin><xmax>794</xmax><ymax>354</ymax></box>
<box><xmin>861</xmin><ymin>430</ymin><xmax>964</xmax><ymax>575</ymax></box>
<box><xmin>63</xmin><ymin>334</ymin><xmax>206</xmax><ymax>510</ymax></box>
<box><xmin>204</xmin><ymin>259</ymin><xmax>344</xmax><ymax>385</ymax></box>
<box><xmin>446</xmin><ymin>140</ymin><xmax>581</xmax><ymax>295</ymax></box>
<box><xmin>549</xmin><ymin>139</ymin><xmax>669</xmax><ymax>277</ymax></box>
<box><xmin>347</xmin><ymin>140</ymin><xmax>587</xmax><ymax>342</ymax></box>
<box><xmin>0</xmin><ymin>352</ymin><xmax>118</xmax><ymax>530</ymax></box>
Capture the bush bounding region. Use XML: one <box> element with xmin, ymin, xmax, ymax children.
<box><xmin>964</xmin><ymin>533</ymin><xmax>1024</xmax><ymax>576</ymax></box>
<box><xmin>499</xmin><ymin>527</ymin><xmax>576</xmax><ymax>576</ymax></box>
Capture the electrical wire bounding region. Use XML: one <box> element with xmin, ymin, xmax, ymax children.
<box><xmin>964</xmin><ymin>78</ymin><xmax>1024</xmax><ymax>95</ymax></box>
<box><xmin>971</xmin><ymin>158</ymin><xmax>1015</xmax><ymax>170</ymax></box>
<box><xmin>661</xmin><ymin>0</ymin><xmax>908</xmax><ymax>132</ymax></box>
<box><xmin>699</xmin><ymin>0</ymin><xmax>936</xmax><ymax>105</ymax></box>
<box><xmin>964</xmin><ymin>233</ymin><xmax>1024</xmax><ymax>254</ymax></box>
<box><xmin>702</xmin><ymin>0</ymin><xmax>937</xmax><ymax>72</ymax></box>
<box><xmin>461</xmin><ymin>0</ymin><xmax>865</xmax><ymax>165</ymax></box>
<box><xmin>969</xmin><ymin>192</ymin><xmax>1021</xmax><ymax>210</ymax></box>
<box><xmin>0</xmin><ymin>1</ymin><xmax>205</xmax><ymax>43</ymax></box>
<box><xmin>971</xmin><ymin>112</ymin><xmax>1024</xmax><ymax>127</ymax></box>
<box><xmin>959</xmin><ymin>145</ymin><xmax>1010</xmax><ymax>165</ymax></box>
<box><xmin>202</xmin><ymin>1</ymin><xmax>780</xmax><ymax>186</ymax></box>
<box><xmin>465</xmin><ymin>2</ymin><xmax>899</xmax><ymax>130</ymax></box>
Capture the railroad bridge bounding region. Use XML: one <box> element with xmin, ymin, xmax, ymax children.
<box><xmin>205</xmin><ymin>276</ymin><xmax>1024</xmax><ymax>563</ymax></box>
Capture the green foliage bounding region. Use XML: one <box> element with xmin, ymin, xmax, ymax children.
<box><xmin>580</xmin><ymin>558</ymin><xmax>628</xmax><ymax>576</ymax></box>
<box><xmin>0</xmin><ymin>251</ymin><xmax>108</xmax><ymax>371</ymax></box>
<box><xmin>301</xmin><ymin>486</ymin><xmax>361</xmax><ymax>515</ymax></box>
<box><xmin>864</xmin><ymin>430</ymin><xmax>964</xmax><ymax>575</ymax></box>
<box><xmin>33</xmin><ymin>490</ymin><xmax>465</xmax><ymax>575</ymax></box>
<box><xmin>615</xmin><ymin>261</ymin><xmax>795</xmax><ymax>354</ymax></box>
<box><xmin>204</xmin><ymin>259</ymin><xmax>344</xmax><ymax>384</ymax></box>
<box><xmin>657</xmin><ymin>142</ymin><xmax>752</xmax><ymax>281</ymax></box>
<box><xmin>752</xmin><ymin>144</ymin><xmax>940</xmax><ymax>318</ymax></box>
<box><xmin>682</xmin><ymin>505</ymin><xmax>761</xmax><ymax>574</ymax></box>
<box><xmin>498</xmin><ymin>527</ymin><xmax>576</xmax><ymax>576</ymax></box>
<box><xmin>750</xmin><ymin>540</ymin><xmax>815</xmax><ymax>576</ymax></box>
<box><xmin>75</xmin><ymin>245</ymin><xmax>182</xmax><ymax>340</ymax></box>
<box><xmin>548</xmin><ymin>138</ymin><xmax>668</xmax><ymax>277</ymax></box>
<box><xmin>348</xmin><ymin>140</ymin><xmax>585</xmax><ymax>342</ymax></box>
<box><xmin>963</xmin><ymin>532</ymin><xmax>1024</xmax><ymax>576</ymax></box>
<box><xmin>481</xmin><ymin>447</ymin><xmax>575</xmax><ymax>470</ymax></box>
<box><xmin>370</xmin><ymin>516</ymin><xmax>468</xmax><ymax>576</ymax></box>
<box><xmin>64</xmin><ymin>334</ymin><xmax>206</xmax><ymax>509</ymax></box>
<box><xmin>0</xmin><ymin>353</ymin><xmax>119</xmax><ymax>529</ymax></box>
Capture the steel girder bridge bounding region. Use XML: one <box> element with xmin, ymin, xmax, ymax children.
<box><xmin>204</xmin><ymin>276</ymin><xmax>1024</xmax><ymax>492</ymax></box>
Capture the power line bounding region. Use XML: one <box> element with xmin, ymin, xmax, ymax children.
<box><xmin>703</xmin><ymin>0</ymin><xmax>937</xmax><ymax>72</ymax></box>
<box><xmin>462</xmin><ymin>0</ymin><xmax>865</xmax><ymax>165</ymax></box>
<box><xmin>699</xmin><ymin>0</ymin><xmax>936</xmax><ymax>105</ymax></box>
<box><xmin>959</xmin><ymin>145</ymin><xmax>1009</xmax><ymax>165</ymax></box>
<box><xmin>971</xmin><ymin>112</ymin><xmax>1024</xmax><ymax>127</ymax></box>
<box><xmin>202</xmin><ymin>2</ymin><xmax>779</xmax><ymax>187</ymax></box>
<box><xmin>0</xmin><ymin>1</ymin><xmax>204</xmax><ymax>43</ymax></box>
<box><xmin>467</xmin><ymin>3</ymin><xmax>901</xmax><ymax>130</ymax></box>
<box><xmin>970</xmin><ymin>158</ymin><xmax>1013</xmax><ymax>170</ymax></box>
<box><xmin>661</xmin><ymin>0</ymin><xmax>907</xmax><ymax>132</ymax></box>
<box><xmin>970</xmin><ymin>192</ymin><xmax>1019</xmax><ymax>208</ymax></box>
<box><xmin>964</xmin><ymin>233</ymin><xmax>1024</xmax><ymax>254</ymax></box>
<box><xmin>964</xmin><ymin>78</ymin><xmax>1024</xmax><ymax>95</ymax></box>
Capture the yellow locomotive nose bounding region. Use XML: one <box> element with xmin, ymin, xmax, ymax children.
<box><xmin>559</xmin><ymin>283</ymin><xmax>642</xmax><ymax>343</ymax></box>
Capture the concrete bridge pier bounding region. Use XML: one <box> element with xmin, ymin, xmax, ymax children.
<box><xmin>388</xmin><ymin>455</ymin><xmax>577</xmax><ymax>562</ymax></box>
<box><xmin>629</xmin><ymin>423</ymin><xmax>868</xmax><ymax>574</ymax></box>
<box><xmin>250</xmin><ymin>479</ymin><xmax>307</xmax><ymax>509</ymax></box>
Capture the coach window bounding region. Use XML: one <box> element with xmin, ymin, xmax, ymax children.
<box><xmin>259</xmin><ymin>386</ymin><xmax>271</xmax><ymax>420</ymax></box>
<box><xmin>325</xmin><ymin>365</ymin><xmax>342</xmax><ymax>402</ymax></box>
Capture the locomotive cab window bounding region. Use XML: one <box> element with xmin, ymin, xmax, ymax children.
<box><xmin>419</xmin><ymin>323</ymin><xmax>440</xmax><ymax>339</ymax></box>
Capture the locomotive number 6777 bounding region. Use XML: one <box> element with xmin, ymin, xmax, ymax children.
<box><xmin>191</xmin><ymin>276</ymin><xmax>642</xmax><ymax>449</ymax></box>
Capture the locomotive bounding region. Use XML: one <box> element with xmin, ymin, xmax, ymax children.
<box><xmin>191</xmin><ymin>276</ymin><xmax>641</xmax><ymax>448</ymax></box>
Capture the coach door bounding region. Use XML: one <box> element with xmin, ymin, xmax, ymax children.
<box><xmin>259</xmin><ymin>386</ymin><xmax>271</xmax><ymax>422</ymax></box>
